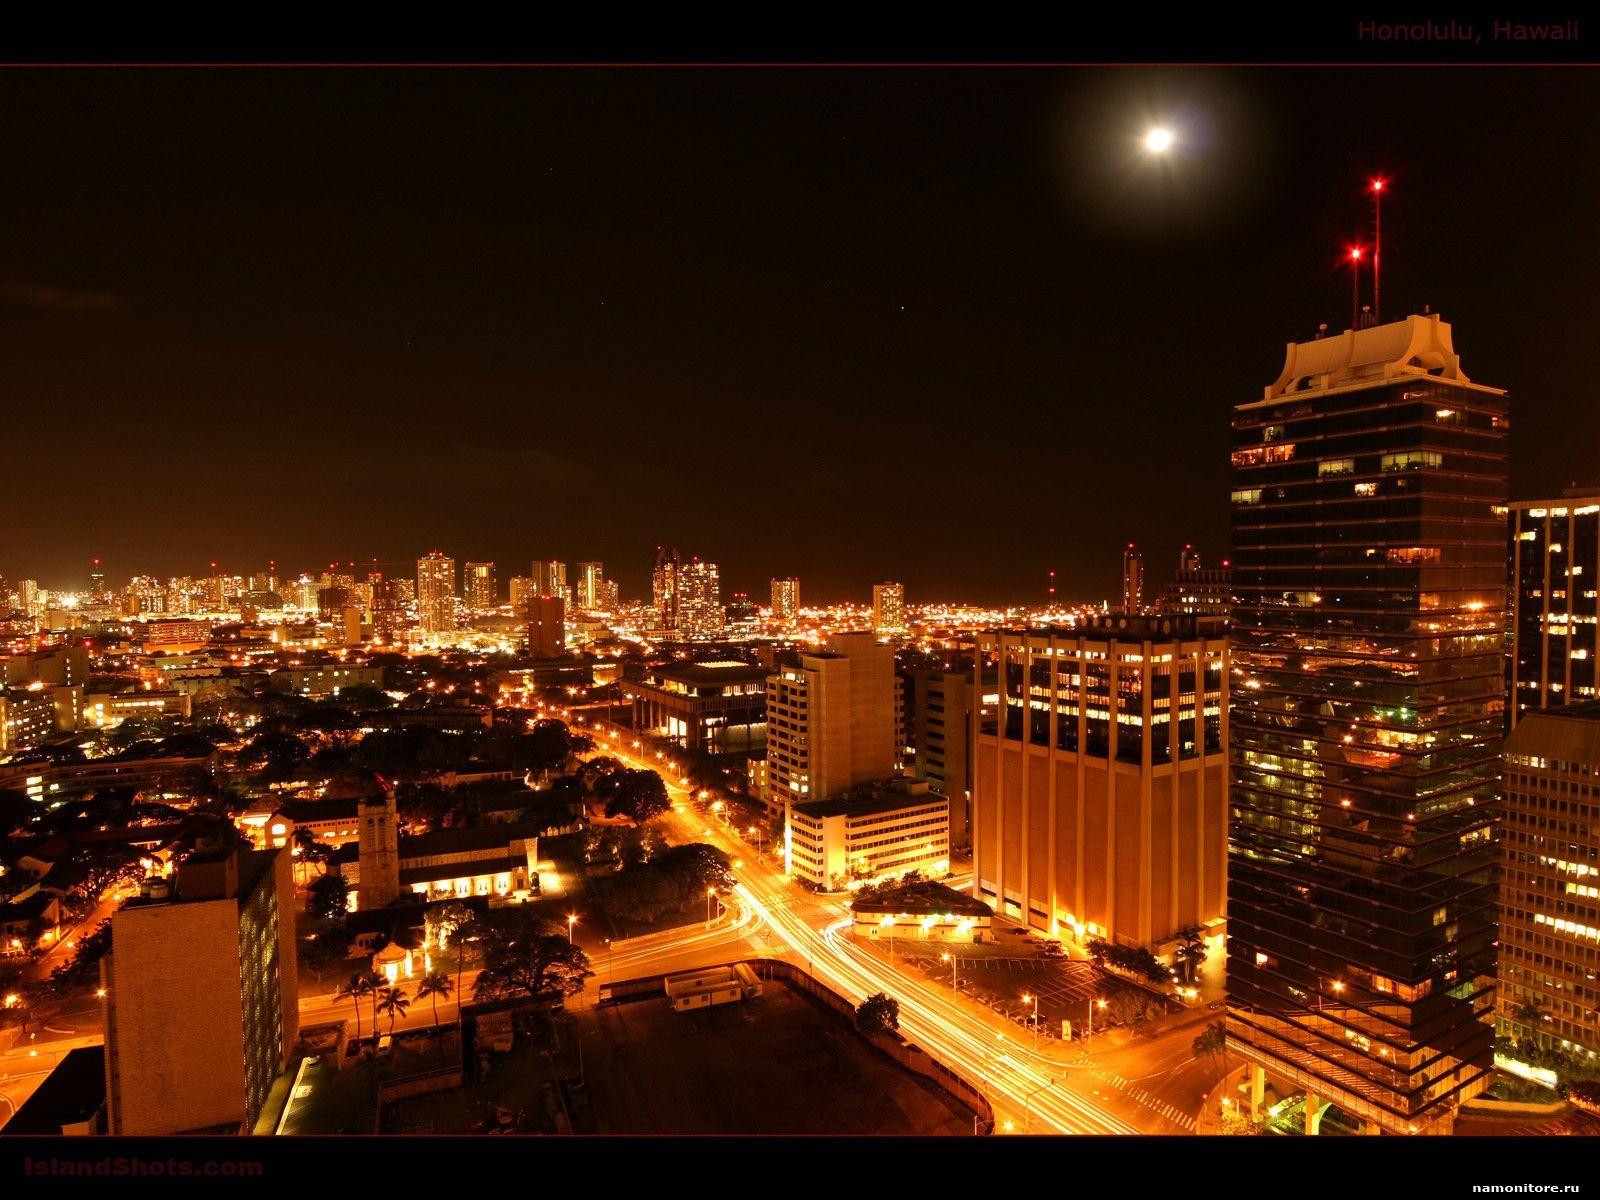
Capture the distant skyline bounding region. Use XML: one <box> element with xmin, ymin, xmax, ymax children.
<box><xmin>4</xmin><ymin>68</ymin><xmax>1598</xmax><ymax>601</ymax></box>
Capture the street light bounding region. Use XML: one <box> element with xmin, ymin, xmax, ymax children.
<box><xmin>879</xmin><ymin>915</ymin><xmax>895</xmax><ymax>959</ymax></box>
<box><xmin>566</xmin><ymin>914</ymin><xmax>577</xmax><ymax>944</ymax></box>
<box><xmin>706</xmin><ymin>887</ymin><xmax>717</xmax><ymax>925</ymax></box>
<box><xmin>1085</xmin><ymin>996</ymin><xmax>1108</xmax><ymax>1045</ymax></box>
<box><xmin>941</xmin><ymin>951</ymin><xmax>957</xmax><ymax>992</ymax></box>
<box><xmin>1022</xmin><ymin>992</ymin><xmax>1040</xmax><ymax>1048</ymax></box>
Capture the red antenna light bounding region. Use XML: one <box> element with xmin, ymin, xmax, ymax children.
<box><xmin>1348</xmin><ymin>242</ymin><xmax>1364</xmax><ymax>328</ymax></box>
<box><xmin>1368</xmin><ymin>177</ymin><xmax>1385</xmax><ymax>320</ymax></box>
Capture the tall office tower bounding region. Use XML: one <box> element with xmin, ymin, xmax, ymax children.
<box><xmin>19</xmin><ymin>579</ymin><xmax>39</xmax><ymax>616</ymax></box>
<box><xmin>372</xmin><ymin>577</ymin><xmax>408</xmax><ymax>643</ymax></box>
<box><xmin>1508</xmin><ymin>493</ymin><xmax>1600</xmax><ymax>727</ymax></box>
<box><xmin>464</xmin><ymin>561</ymin><xmax>497</xmax><ymax>611</ymax></box>
<box><xmin>1227</xmin><ymin>313</ymin><xmax>1507</xmax><ymax>1135</ymax></box>
<box><xmin>972</xmin><ymin>614</ymin><xmax>1228</xmax><ymax>950</ymax></box>
<box><xmin>676</xmin><ymin>558</ymin><xmax>724</xmax><ymax>641</ymax></box>
<box><xmin>101</xmin><ymin>847</ymin><xmax>298</xmax><ymax>1135</ymax></box>
<box><xmin>508</xmin><ymin>574</ymin><xmax>534</xmax><ymax>615</ymax></box>
<box><xmin>725</xmin><ymin>592</ymin><xmax>759</xmax><ymax>638</ymax></box>
<box><xmin>1498</xmin><ymin>704</ymin><xmax>1600</xmax><ymax>1070</ymax></box>
<box><xmin>598</xmin><ymin>578</ymin><xmax>620</xmax><ymax>612</ymax></box>
<box><xmin>88</xmin><ymin>559</ymin><xmax>108</xmax><ymax>603</ymax></box>
<box><xmin>316</xmin><ymin>586</ymin><xmax>352</xmax><ymax>620</ymax></box>
<box><xmin>652</xmin><ymin>546</ymin><xmax>681</xmax><ymax>632</ymax></box>
<box><xmin>871</xmin><ymin>582</ymin><xmax>907</xmax><ymax>636</ymax></box>
<box><xmin>771</xmin><ymin>577</ymin><xmax>801</xmax><ymax>624</ymax></box>
<box><xmin>762</xmin><ymin>631</ymin><xmax>897</xmax><ymax>821</ymax></box>
<box><xmin>1121</xmin><ymin>543</ymin><xmax>1145</xmax><ymax>612</ymax></box>
<box><xmin>576</xmin><ymin>562</ymin><xmax>604</xmax><ymax>611</ymax></box>
<box><xmin>526</xmin><ymin>593</ymin><xmax>566</xmax><ymax>657</ymax></box>
<box><xmin>1163</xmin><ymin>546</ymin><xmax>1234</xmax><ymax>616</ymax></box>
<box><xmin>416</xmin><ymin>552</ymin><xmax>458</xmax><ymax>641</ymax></box>
<box><xmin>532</xmin><ymin>560</ymin><xmax>567</xmax><ymax>604</ymax></box>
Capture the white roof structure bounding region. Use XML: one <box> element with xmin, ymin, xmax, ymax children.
<box><xmin>1260</xmin><ymin>312</ymin><xmax>1501</xmax><ymax>404</ymax></box>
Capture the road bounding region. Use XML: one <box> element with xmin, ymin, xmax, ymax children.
<box><xmin>572</xmin><ymin>714</ymin><xmax>1214</xmax><ymax>1135</ymax></box>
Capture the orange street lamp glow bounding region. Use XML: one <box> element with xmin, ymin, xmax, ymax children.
<box><xmin>1143</xmin><ymin>127</ymin><xmax>1174</xmax><ymax>153</ymax></box>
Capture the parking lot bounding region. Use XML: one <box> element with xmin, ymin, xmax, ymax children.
<box><xmin>898</xmin><ymin>947</ymin><xmax>1178</xmax><ymax>1043</ymax></box>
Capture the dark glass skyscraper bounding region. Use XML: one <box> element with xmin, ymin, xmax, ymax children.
<box><xmin>1226</xmin><ymin>313</ymin><xmax>1508</xmax><ymax>1135</ymax></box>
<box><xmin>1509</xmin><ymin>495</ymin><xmax>1600</xmax><ymax>726</ymax></box>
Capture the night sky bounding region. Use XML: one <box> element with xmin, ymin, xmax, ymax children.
<box><xmin>4</xmin><ymin>67</ymin><xmax>1598</xmax><ymax>604</ymax></box>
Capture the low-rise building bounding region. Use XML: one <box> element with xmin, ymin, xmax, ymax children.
<box><xmin>785</xmin><ymin>779</ymin><xmax>949</xmax><ymax>891</ymax></box>
<box><xmin>626</xmin><ymin>658</ymin><xmax>767</xmax><ymax>757</ymax></box>
<box><xmin>851</xmin><ymin>879</ymin><xmax>994</xmax><ymax>944</ymax></box>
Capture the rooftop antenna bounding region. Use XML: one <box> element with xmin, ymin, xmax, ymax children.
<box><xmin>1347</xmin><ymin>245</ymin><xmax>1363</xmax><ymax>330</ymax></box>
<box><xmin>1047</xmin><ymin>568</ymin><xmax>1057</xmax><ymax>605</ymax></box>
<box><xmin>1368</xmin><ymin>177</ymin><xmax>1386</xmax><ymax>321</ymax></box>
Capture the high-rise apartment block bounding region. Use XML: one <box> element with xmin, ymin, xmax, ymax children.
<box><xmin>576</xmin><ymin>562</ymin><xmax>604</xmax><ymax>611</ymax></box>
<box><xmin>1227</xmin><ymin>313</ymin><xmax>1507</xmax><ymax>1135</ymax></box>
<box><xmin>463</xmin><ymin>561</ymin><xmax>497</xmax><ymax>611</ymax></box>
<box><xmin>652</xmin><ymin>546</ymin><xmax>680</xmax><ymax>632</ymax></box>
<box><xmin>770</xmin><ymin>577</ymin><xmax>800</xmax><ymax>623</ymax></box>
<box><xmin>101</xmin><ymin>848</ymin><xmax>298</xmax><ymax>1135</ymax></box>
<box><xmin>871</xmin><ymin>582</ymin><xmax>906</xmax><ymax>636</ymax></box>
<box><xmin>1121</xmin><ymin>543</ymin><xmax>1145</xmax><ymax>612</ymax></box>
<box><xmin>972</xmin><ymin>614</ymin><xmax>1228</xmax><ymax>953</ymax></box>
<box><xmin>415</xmin><ymin>552</ymin><xmax>457</xmax><ymax>640</ymax></box>
<box><xmin>1509</xmin><ymin>493</ymin><xmax>1600</xmax><ymax>727</ymax></box>
<box><xmin>532</xmin><ymin>560</ymin><xmax>567</xmax><ymax>604</ymax></box>
<box><xmin>676</xmin><ymin>558</ymin><xmax>724</xmax><ymax>641</ymax></box>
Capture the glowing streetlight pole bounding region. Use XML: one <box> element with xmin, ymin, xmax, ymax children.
<box><xmin>567</xmin><ymin>914</ymin><xmax>577</xmax><ymax>944</ymax></box>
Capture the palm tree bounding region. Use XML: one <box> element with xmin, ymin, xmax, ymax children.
<box><xmin>336</xmin><ymin>972</ymin><xmax>369</xmax><ymax>1044</ymax></box>
<box><xmin>359</xmin><ymin>970</ymin><xmax>385</xmax><ymax>1042</ymax></box>
<box><xmin>377</xmin><ymin>986</ymin><xmax>410</xmax><ymax>1039</ymax></box>
<box><xmin>414</xmin><ymin>972</ymin><xmax>455</xmax><ymax>1032</ymax></box>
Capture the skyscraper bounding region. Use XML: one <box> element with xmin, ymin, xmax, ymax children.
<box><xmin>1121</xmin><ymin>543</ymin><xmax>1144</xmax><ymax>612</ymax></box>
<box><xmin>652</xmin><ymin>546</ymin><xmax>680</xmax><ymax>632</ymax></box>
<box><xmin>463</xmin><ymin>561</ymin><xmax>497</xmax><ymax>611</ymax></box>
<box><xmin>676</xmin><ymin>558</ymin><xmax>724</xmax><ymax>641</ymax></box>
<box><xmin>871</xmin><ymin>582</ymin><xmax>906</xmax><ymax>637</ymax></box>
<box><xmin>532</xmin><ymin>560</ymin><xmax>567</xmax><ymax>603</ymax></box>
<box><xmin>416</xmin><ymin>552</ymin><xmax>457</xmax><ymax>640</ymax></box>
<box><xmin>1508</xmin><ymin>493</ymin><xmax>1600</xmax><ymax>727</ymax></box>
<box><xmin>1227</xmin><ymin>313</ymin><xmax>1507</xmax><ymax>1135</ymax></box>
<box><xmin>576</xmin><ymin>561</ymin><xmax>604</xmax><ymax>611</ymax></box>
<box><xmin>101</xmin><ymin>848</ymin><xmax>298</xmax><ymax>1135</ymax></box>
<box><xmin>771</xmin><ymin>577</ymin><xmax>800</xmax><ymax>623</ymax></box>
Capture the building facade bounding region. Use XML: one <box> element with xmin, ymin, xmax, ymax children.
<box><xmin>770</xmin><ymin>577</ymin><xmax>800</xmax><ymax>624</ymax></box>
<box><xmin>762</xmin><ymin>631</ymin><xmax>897</xmax><ymax>822</ymax></box>
<box><xmin>1226</xmin><ymin>313</ymin><xmax>1507</xmax><ymax>1135</ymax></box>
<box><xmin>101</xmin><ymin>848</ymin><xmax>298</xmax><ymax>1135</ymax></box>
<box><xmin>576</xmin><ymin>562</ymin><xmax>604</xmax><ymax>612</ymax></box>
<box><xmin>416</xmin><ymin>552</ymin><xmax>457</xmax><ymax>641</ymax></box>
<box><xmin>973</xmin><ymin>614</ymin><xmax>1228</xmax><ymax>956</ymax></box>
<box><xmin>463</xmin><ymin>561</ymin><xmax>497</xmax><ymax>612</ymax></box>
<box><xmin>526</xmin><ymin>593</ymin><xmax>566</xmax><ymax>658</ymax></box>
<box><xmin>785</xmin><ymin>779</ymin><xmax>949</xmax><ymax>890</ymax></box>
<box><xmin>675</xmin><ymin>558</ymin><xmax>724</xmax><ymax>641</ymax></box>
<box><xmin>1509</xmin><ymin>494</ymin><xmax>1600</xmax><ymax>727</ymax></box>
<box><xmin>1499</xmin><ymin>705</ymin><xmax>1600</xmax><ymax>1073</ymax></box>
<box><xmin>871</xmin><ymin>582</ymin><xmax>907</xmax><ymax>637</ymax></box>
<box><xmin>626</xmin><ymin>659</ymin><xmax>767</xmax><ymax>757</ymax></box>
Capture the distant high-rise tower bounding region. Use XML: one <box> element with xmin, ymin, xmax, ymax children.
<box><xmin>677</xmin><ymin>559</ymin><xmax>724</xmax><ymax>641</ymax></box>
<box><xmin>532</xmin><ymin>560</ymin><xmax>567</xmax><ymax>604</ymax></box>
<box><xmin>871</xmin><ymin>582</ymin><xmax>906</xmax><ymax>636</ymax></box>
<box><xmin>527</xmin><ymin>593</ymin><xmax>566</xmax><ymax>658</ymax></box>
<box><xmin>356</xmin><ymin>785</ymin><xmax>401</xmax><ymax>910</ymax></box>
<box><xmin>1227</xmin><ymin>312</ymin><xmax>1507</xmax><ymax>1135</ymax></box>
<box><xmin>415</xmin><ymin>552</ymin><xmax>457</xmax><ymax>641</ymax></box>
<box><xmin>652</xmin><ymin>547</ymin><xmax>681</xmax><ymax>633</ymax></box>
<box><xmin>463</xmin><ymin>562</ymin><xmax>497</xmax><ymax>612</ymax></box>
<box><xmin>1120</xmin><ymin>544</ymin><xmax>1144</xmax><ymax>612</ymax></box>
<box><xmin>508</xmin><ymin>575</ymin><xmax>534</xmax><ymax>615</ymax></box>
<box><xmin>1163</xmin><ymin>546</ymin><xmax>1232</xmax><ymax>616</ymax></box>
<box><xmin>771</xmin><ymin>577</ymin><xmax>800</xmax><ymax>624</ymax></box>
<box><xmin>576</xmin><ymin>562</ymin><xmax>604</xmax><ymax>612</ymax></box>
<box><xmin>88</xmin><ymin>559</ymin><xmax>109</xmax><ymax>604</ymax></box>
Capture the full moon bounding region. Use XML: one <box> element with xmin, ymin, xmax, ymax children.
<box><xmin>1144</xmin><ymin>127</ymin><xmax>1174</xmax><ymax>153</ymax></box>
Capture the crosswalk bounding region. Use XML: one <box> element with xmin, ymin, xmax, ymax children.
<box><xmin>1077</xmin><ymin>1061</ymin><xmax>1197</xmax><ymax>1132</ymax></box>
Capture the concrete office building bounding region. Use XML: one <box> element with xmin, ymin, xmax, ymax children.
<box><xmin>526</xmin><ymin>594</ymin><xmax>566</xmax><ymax>658</ymax></box>
<box><xmin>101</xmin><ymin>847</ymin><xmax>298</xmax><ymax>1135</ymax></box>
<box><xmin>973</xmin><ymin>614</ymin><xmax>1228</xmax><ymax>956</ymax></box>
<box><xmin>763</xmin><ymin>631</ymin><xmax>897</xmax><ymax>822</ymax></box>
